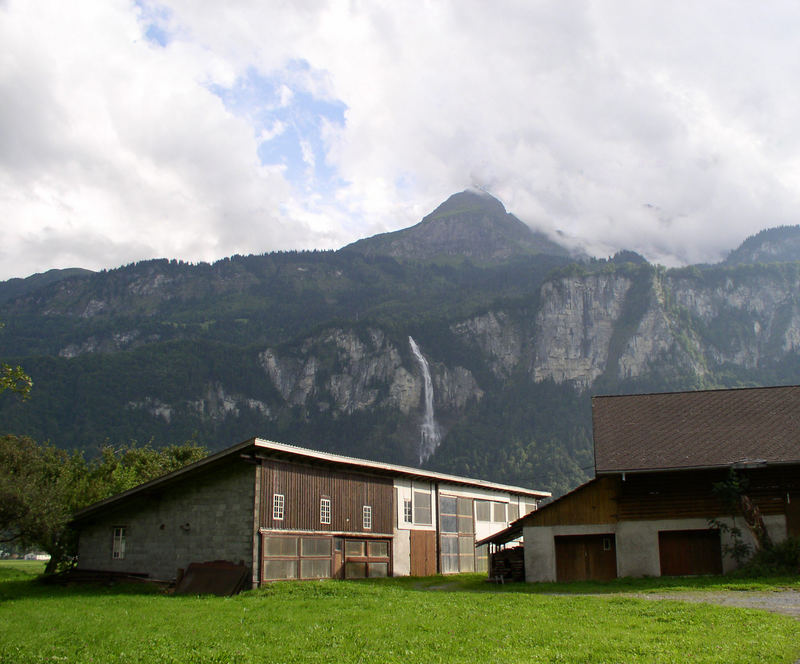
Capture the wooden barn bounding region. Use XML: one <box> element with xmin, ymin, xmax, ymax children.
<box><xmin>72</xmin><ymin>438</ymin><xmax>548</xmax><ymax>586</ymax></box>
<box><xmin>480</xmin><ymin>385</ymin><xmax>800</xmax><ymax>582</ymax></box>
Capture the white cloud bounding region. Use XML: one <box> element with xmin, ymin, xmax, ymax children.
<box><xmin>3</xmin><ymin>0</ymin><xmax>800</xmax><ymax>279</ymax></box>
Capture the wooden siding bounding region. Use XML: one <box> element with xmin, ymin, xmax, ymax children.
<box><xmin>617</xmin><ymin>467</ymin><xmax>799</xmax><ymax>521</ymax></box>
<box><xmin>525</xmin><ymin>477</ymin><xmax>620</xmax><ymax>527</ymax></box>
<box><xmin>259</xmin><ymin>459</ymin><xmax>394</xmax><ymax>534</ymax></box>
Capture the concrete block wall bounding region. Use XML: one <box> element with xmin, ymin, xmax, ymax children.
<box><xmin>76</xmin><ymin>461</ymin><xmax>256</xmax><ymax>582</ymax></box>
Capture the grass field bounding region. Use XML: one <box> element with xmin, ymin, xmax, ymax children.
<box><xmin>1</xmin><ymin>562</ymin><xmax>799</xmax><ymax>663</ymax></box>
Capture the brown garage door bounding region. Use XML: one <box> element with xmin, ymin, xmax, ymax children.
<box><xmin>787</xmin><ymin>493</ymin><xmax>800</xmax><ymax>537</ymax></box>
<box><xmin>410</xmin><ymin>530</ymin><xmax>437</xmax><ymax>576</ymax></box>
<box><xmin>555</xmin><ymin>534</ymin><xmax>617</xmax><ymax>582</ymax></box>
<box><xmin>658</xmin><ymin>529</ymin><xmax>722</xmax><ymax>576</ymax></box>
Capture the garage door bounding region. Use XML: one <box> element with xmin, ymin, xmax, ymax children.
<box><xmin>555</xmin><ymin>534</ymin><xmax>617</xmax><ymax>582</ymax></box>
<box><xmin>658</xmin><ymin>529</ymin><xmax>722</xmax><ymax>576</ymax></box>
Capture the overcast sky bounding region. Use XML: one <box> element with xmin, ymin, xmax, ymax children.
<box><xmin>2</xmin><ymin>1</ymin><xmax>800</xmax><ymax>280</ymax></box>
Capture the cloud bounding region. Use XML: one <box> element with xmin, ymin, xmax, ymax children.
<box><xmin>3</xmin><ymin>0</ymin><xmax>800</xmax><ymax>279</ymax></box>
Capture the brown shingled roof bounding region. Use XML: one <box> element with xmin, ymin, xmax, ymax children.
<box><xmin>592</xmin><ymin>385</ymin><xmax>800</xmax><ymax>474</ymax></box>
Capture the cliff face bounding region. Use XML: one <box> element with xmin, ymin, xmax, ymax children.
<box><xmin>7</xmin><ymin>193</ymin><xmax>800</xmax><ymax>491</ymax></box>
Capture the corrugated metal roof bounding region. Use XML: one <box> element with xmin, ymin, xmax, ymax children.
<box><xmin>593</xmin><ymin>385</ymin><xmax>800</xmax><ymax>474</ymax></box>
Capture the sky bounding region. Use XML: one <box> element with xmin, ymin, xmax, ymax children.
<box><xmin>3</xmin><ymin>1</ymin><xmax>800</xmax><ymax>280</ymax></box>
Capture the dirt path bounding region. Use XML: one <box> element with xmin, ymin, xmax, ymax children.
<box><xmin>622</xmin><ymin>589</ymin><xmax>800</xmax><ymax>619</ymax></box>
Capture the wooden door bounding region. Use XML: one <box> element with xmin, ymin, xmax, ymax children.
<box><xmin>658</xmin><ymin>529</ymin><xmax>722</xmax><ymax>576</ymax></box>
<box><xmin>410</xmin><ymin>530</ymin><xmax>437</xmax><ymax>576</ymax></box>
<box><xmin>555</xmin><ymin>534</ymin><xmax>617</xmax><ymax>582</ymax></box>
<box><xmin>332</xmin><ymin>538</ymin><xmax>344</xmax><ymax>579</ymax></box>
<box><xmin>787</xmin><ymin>493</ymin><xmax>800</xmax><ymax>537</ymax></box>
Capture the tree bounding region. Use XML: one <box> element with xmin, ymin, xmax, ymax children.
<box><xmin>0</xmin><ymin>323</ymin><xmax>32</xmax><ymax>400</ymax></box>
<box><xmin>0</xmin><ymin>435</ymin><xmax>208</xmax><ymax>572</ymax></box>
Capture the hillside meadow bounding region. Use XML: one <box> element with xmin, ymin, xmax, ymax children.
<box><xmin>1</xmin><ymin>562</ymin><xmax>799</xmax><ymax>663</ymax></box>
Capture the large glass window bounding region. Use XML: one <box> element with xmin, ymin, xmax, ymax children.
<box><xmin>439</xmin><ymin>496</ymin><xmax>475</xmax><ymax>573</ymax></box>
<box><xmin>301</xmin><ymin>538</ymin><xmax>331</xmax><ymax>557</ymax></box>
<box><xmin>508</xmin><ymin>502</ymin><xmax>519</xmax><ymax>523</ymax></box>
<box><xmin>262</xmin><ymin>535</ymin><xmax>333</xmax><ymax>582</ymax></box>
<box><xmin>264</xmin><ymin>536</ymin><xmax>297</xmax><ymax>557</ymax></box>
<box><xmin>413</xmin><ymin>490</ymin><xmax>432</xmax><ymax>525</ymax></box>
<box><xmin>475</xmin><ymin>500</ymin><xmax>491</xmax><ymax>522</ymax></box>
<box><xmin>492</xmin><ymin>502</ymin><xmax>507</xmax><ymax>523</ymax></box>
<box><xmin>475</xmin><ymin>544</ymin><xmax>489</xmax><ymax>573</ymax></box>
<box><xmin>343</xmin><ymin>538</ymin><xmax>391</xmax><ymax>579</ymax></box>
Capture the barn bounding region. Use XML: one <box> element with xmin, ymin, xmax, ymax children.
<box><xmin>72</xmin><ymin>437</ymin><xmax>548</xmax><ymax>586</ymax></box>
<box><xmin>480</xmin><ymin>386</ymin><xmax>800</xmax><ymax>582</ymax></box>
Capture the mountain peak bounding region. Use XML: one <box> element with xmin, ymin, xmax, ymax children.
<box><xmin>343</xmin><ymin>190</ymin><xmax>571</xmax><ymax>262</ymax></box>
<box><xmin>428</xmin><ymin>188</ymin><xmax>508</xmax><ymax>218</ymax></box>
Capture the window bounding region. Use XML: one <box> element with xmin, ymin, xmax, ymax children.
<box><xmin>363</xmin><ymin>505</ymin><xmax>372</xmax><ymax>530</ymax></box>
<box><xmin>439</xmin><ymin>496</ymin><xmax>475</xmax><ymax>573</ymax></box>
<box><xmin>403</xmin><ymin>499</ymin><xmax>413</xmax><ymax>523</ymax></box>
<box><xmin>272</xmin><ymin>494</ymin><xmax>285</xmax><ymax>521</ymax></box>
<box><xmin>320</xmin><ymin>497</ymin><xmax>331</xmax><ymax>525</ymax></box>
<box><xmin>508</xmin><ymin>503</ymin><xmax>519</xmax><ymax>523</ymax></box>
<box><xmin>492</xmin><ymin>501</ymin><xmax>506</xmax><ymax>523</ymax></box>
<box><xmin>475</xmin><ymin>544</ymin><xmax>489</xmax><ymax>573</ymax></box>
<box><xmin>262</xmin><ymin>535</ymin><xmax>332</xmax><ymax>581</ymax></box>
<box><xmin>112</xmin><ymin>526</ymin><xmax>126</xmax><ymax>560</ymax></box>
<box><xmin>343</xmin><ymin>538</ymin><xmax>391</xmax><ymax>579</ymax></box>
<box><xmin>475</xmin><ymin>500</ymin><xmax>491</xmax><ymax>522</ymax></box>
<box><xmin>413</xmin><ymin>490</ymin><xmax>432</xmax><ymax>525</ymax></box>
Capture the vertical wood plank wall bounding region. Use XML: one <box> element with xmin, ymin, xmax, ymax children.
<box><xmin>260</xmin><ymin>459</ymin><xmax>394</xmax><ymax>534</ymax></box>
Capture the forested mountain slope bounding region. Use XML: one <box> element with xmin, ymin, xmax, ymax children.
<box><xmin>2</xmin><ymin>194</ymin><xmax>800</xmax><ymax>496</ymax></box>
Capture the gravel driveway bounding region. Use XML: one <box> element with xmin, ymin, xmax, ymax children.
<box><xmin>624</xmin><ymin>589</ymin><xmax>800</xmax><ymax>619</ymax></box>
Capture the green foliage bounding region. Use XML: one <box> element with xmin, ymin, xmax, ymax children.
<box><xmin>0</xmin><ymin>436</ymin><xmax>207</xmax><ymax>570</ymax></box>
<box><xmin>735</xmin><ymin>536</ymin><xmax>800</xmax><ymax>576</ymax></box>
<box><xmin>0</xmin><ymin>322</ymin><xmax>32</xmax><ymax>400</ymax></box>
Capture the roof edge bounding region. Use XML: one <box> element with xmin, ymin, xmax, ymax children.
<box><xmin>72</xmin><ymin>436</ymin><xmax>550</xmax><ymax>522</ymax></box>
<box><xmin>253</xmin><ymin>438</ymin><xmax>550</xmax><ymax>497</ymax></box>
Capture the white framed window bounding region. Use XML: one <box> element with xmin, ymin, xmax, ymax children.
<box><xmin>413</xmin><ymin>490</ymin><xmax>432</xmax><ymax>524</ymax></box>
<box><xmin>363</xmin><ymin>505</ymin><xmax>372</xmax><ymax>530</ymax></box>
<box><xmin>320</xmin><ymin>497</ymin><xmax>331</xmax><ymax>524</ymax></box>
<box><xmin>112</xmin><ymin>526</ymin><xmax>126</xmax><ymax>560</ymax></box>
<box><xmin>403</xmin><ymin>499</ymin><xmax>413</xmax><ymax>523</ymax></box>
<box><xmin>273</xmin><ymin>493</ymin><xmax>285</xmax><ymax>521</ymax></box>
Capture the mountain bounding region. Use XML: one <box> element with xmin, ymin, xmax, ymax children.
<box><xmin>3</xmin><ymin>193</ymin><xmax>800</xmax><ymax>497</ymax></box>
<box><xmin>344</xmin><ymin>189</ymin><xmax>573</xmax><ymax>261</ymax></box>
<box><xmin>0</xmin><ymin>268</ymin><xmax>94</xmax><ymax>304</ymax></box>
<box><xmin>725</xmin><ymin>225</ymin><xmax>800</xmax><ymax>265</ymax></box>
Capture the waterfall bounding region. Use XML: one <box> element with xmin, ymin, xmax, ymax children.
<box><xmin>409</xmin><ymin>336</ymin><xmax>441</xmax><ymax>463</ymax></box>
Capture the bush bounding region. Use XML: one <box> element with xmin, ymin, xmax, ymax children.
<box><xmin>735</xmin><ymin>536</ymin><xmax>800</xmax><ymax>576</ymax></box>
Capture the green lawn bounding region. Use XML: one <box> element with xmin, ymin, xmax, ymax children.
<box><xmin>1</xmin><ymin>563</ymin><xmax>799</xmax><ymax>663</ymax></box>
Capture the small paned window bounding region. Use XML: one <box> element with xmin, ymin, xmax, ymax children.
<box><xmin>112</xmin><ymin>526</ymin><xmax>126</xmax><ymax>560</ymax></box>
<box><xmin>363</xmin><ymin>505</ymin><xmax>372</xmax><ymax>530</ymax></box>
<box><xmin>320</xmin><ymin>497</ymin><xmax>331</xmax><ymax>525</ymax></box>
<box><xmin>273</xmin><ymin>493</ymin><xmax>285</xmax><ymax>521</ymax></box>
<box><xmin>403</xmin><ymin>499</ymin><xmax>413</xmax><ymax>523</ymax></box>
